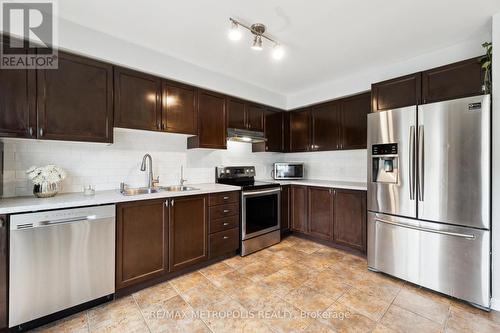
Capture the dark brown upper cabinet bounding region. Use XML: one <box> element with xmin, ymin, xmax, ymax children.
<box><xmin>333</xmin><ymin>189</ymin><xmax>367</xmax><ymax>253</ymax></box>
<box><xmin>290</xmin><ymin>108</ymin><xmax>311</xmax><ymax>152</ymax></box>
<box><xmin>422</xmin><ymin>57</ymin><xmax>484</xmax><ymax>104</ymax></box>
<box><xmin>116</xmin><ymin>199</ymin><xmax>168</xmax><ymax>290</ymax></box>
<box><xmin>188</xmin><ymin>90</ymin><xmax>227</xmax><ymax>149</ymax></box>
<box><xmin>114</xmin><ymin>67</ymin><xmax>162</xmax><ymax>131</ymax></box>
<box><xmin>252</xmin><ymin>110</ymin><xmax>283</xmax><ymax>152</ymax></box>
<box><xmin>227</xmin><ymin>98</ymin><xmax>246</xmax><ymax>129</ymax></box>
<box><xmin>340</xmin><ymin>92</ymin><xmax>370</xmax><ymax>150</ymax></box>
<box><xmin>162</xmin><ymin>81</ymin><xmax>197</xmax><ymax>135</ymax></box>
<box><xmin>310</xmin><ymin>101</ymin><xmax>341</xmax><ymax>151</ymax></box>
<box><xmin>0</xmin><ymin>41</ymin><xmax>36</xmax><ymax>139</ymax></box>
<box><xmin>291</xmin><ymin>185</ymin><xmax>308</xmax><ymax>233</ymax></box>
<box><xmin>227</xmin><ymin>99</ymin><xmax>264</xmax><ymax>132</ymax></box>
<box><xmin>169</xmin><ymin>195</ymin><xmax>208</xmax><ymax>272</ymax></box>
<box><xmin>37</xmin><ymin>52</ymin><xmax>113</xmax><ymax>143</ymax></box>
<box><xmin>308</xmin><ymin>187</ymin><xmax>334</xmax><ymax>241</ymax></box>
<box><xmin>246</xmin><ymin>104</ymin><xmax>265</xmax><ymax>131</ymax></box>
<box><xmin>371</xmin><ymin>73</ymin><xmax>421</xmax><ymax>112</ymax></box>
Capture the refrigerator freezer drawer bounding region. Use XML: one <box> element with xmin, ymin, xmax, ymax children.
<box><xmin>367</xmin><ymin>212</ymin><xmax>490</xmax><ymax>308</ymax></box>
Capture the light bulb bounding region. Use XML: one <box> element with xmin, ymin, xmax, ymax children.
<box><xmin>228</xmin><ymin>22</ymin><xmax>242</xmax><ymax>41</ymax></box>
<box><xmin>272</xmin><ymin>44</ymin><xmax>285</xmax><ymax>60</ymax></box>
<box><xmin>251</xmin><ymin>35</ymin><xmax>263</xmax><ymax>51</ymax></box>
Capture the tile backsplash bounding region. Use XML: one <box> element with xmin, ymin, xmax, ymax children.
<box><xmin>1</xmin><ymin>128</ymin><xmax>367</xmax><ymax>198</ymax></box>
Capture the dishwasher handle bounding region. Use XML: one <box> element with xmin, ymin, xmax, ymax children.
<box><xmin>14</xmin><ymin>215</ymin><xmax>98</xmax><ymax>230</ymax></box>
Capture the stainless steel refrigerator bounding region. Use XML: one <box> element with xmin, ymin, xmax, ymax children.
<box><xmin>367</xmin><ymin>94</ymin><xmax>491</xmax><ymax>309</ymax></box>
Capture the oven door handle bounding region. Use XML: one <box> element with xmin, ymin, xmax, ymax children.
<box><xmin>242</xmin><ymin>188</ymin><xmax>281</xmax><ymax>196</ymax></box>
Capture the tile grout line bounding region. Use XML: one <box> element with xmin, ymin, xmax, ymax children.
<box><xmin>131</xmin><ymin>294</ymin><xmax>153</xmax><ymax>333</ymax></box>
<box><xmin>168</xmin><ymin>277</ymin><xmax>216</xmax><ymax>333</ymax></box>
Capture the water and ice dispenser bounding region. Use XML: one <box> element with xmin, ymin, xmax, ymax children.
<box><xmin>371</xmin><ymin>143</ymin><xmax>398</xmax><ymax>184</ymax></box>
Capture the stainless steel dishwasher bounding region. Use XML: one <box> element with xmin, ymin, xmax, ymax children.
<box><xmin>9</xmin><ymin>205</ymin><xmax>116</xmax><ymax>328</ymax></box>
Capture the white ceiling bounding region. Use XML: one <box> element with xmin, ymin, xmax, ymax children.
<box><xmin>56</xmin><ymin>0</ymin><xmax>500</xmax><ymax>95</ymax></box>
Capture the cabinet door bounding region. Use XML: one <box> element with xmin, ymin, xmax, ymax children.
<box><xmin>281</xmin><ymin>185</ymin><xmax>291</xmax><ymax>234</ymax></box>
<box><xmin>341</xmin><ymin>92</ymin><xmax>370</xmax><ymax>150</ymax></box>
<box><xmin>290</xmin><ymin>109</ymin><xmax>310</xmax><ymax>152</ymax></box>
<box><xmin>422</xmin><ymin>57</ymin><xmax>484</xmax><ymax>104</ymax></box>
<box><xmin>227</xmin><ymin>98</ymin><xmax>247</xmax><ymax>130</ymax></box>
<box><xmin>311</xmin><ymin>101</ymin><xmax>341</xmax><ymax>151</ymax></box>
<box><xmin>0</xmin><ymin>215</ymin><xmax>6</xmax><ymax>329</ymax></box>
<box><xmin>169</xmin><ymin>195</ymin><xmax>208</xmax><ymax>271</ymax></box>
<box><xmin>116</xmin><ymin>200</ymin><xmax>168</xmax><ymax>289</ymax></box>
<box><xmin>291</xmin><ymin>185</ymin><xmax>308</xmax><ymax>233</ymax></box>
<box><xmin>114</xmin><ymin>67</ymin><xmax>161</xmax><ymax>131</ymax></box>
<box><xmin>247</xmin><ymin>104</ymin><xmax>265</xmax><ymax>131</ymax></box>
<box><xmin>333</xmin><ymin>189</ymin><xmax>367</xmax><ymax>252</ymax></box>
<box><xmin>371</xmin><ymin>73</ymin><xmax>421</xmax><ymax>112</ymax></box>
<box><xmin>0</xmin><ymin>43</ymin><xmax>36</xmax><ymax>138</ymax></box>
<box><xmin>266</xmin><ymin>110</ymin><xmax>284</xmax><ymax>152</ymax></box>
<box><xmin>252</xmin><ymin>110</ymin><xmax>283</xmax><ymax>152</ymax></box>
<box><xmin>162</xmin><ymin>81</ymin><xmax>197</xmax><ymax>134</ymax></box>
<box><xmin>308</xmin><ymin>187</ymin><xmax>334</xmax><ymax>240</ymax></box>
<box><xmin>37</xmin><ymin>52</ymin><xmax>113</xmax><ymax>142</ymax></box>
<box><xmin>188</xmin><ymin>90</ymin><xmax>226</xmax><ymax>149</ymax></box>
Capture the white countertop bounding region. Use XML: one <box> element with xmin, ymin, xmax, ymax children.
<box><xmin>258</xmin><ymin>179</ymin><xmax>367</xmax><ymax>191</ymax></box>
<box><xmin>0</xmin><ymin>183</ymin><xmax>240</xmax><ymax>215</ymax></box>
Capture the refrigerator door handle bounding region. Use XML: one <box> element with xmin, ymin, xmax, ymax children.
<box><xmin>418</xmin><ymin>125</ymin><xmax>424</xmax><ymax>201</ymax></box>
<box><xmin>374</xmin><ymin>218</ymin><xmax>475</xmax><ymax>240</ymax></box>
<box><xmin>409</xmin><ymin>126</ymin><xmax>416</xmax><ymax>200</ymax></box>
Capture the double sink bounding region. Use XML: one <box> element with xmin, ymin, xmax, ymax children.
<box><xmin>121</xmin><ymin>185</ymin><xmax>199</xmax><ymax>196</ymax></box>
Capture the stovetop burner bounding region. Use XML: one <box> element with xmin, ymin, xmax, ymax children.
<box><xmin>215</xmin><ymin>166</ymin><xmax>280</xmax><ymax>191</ymax></box>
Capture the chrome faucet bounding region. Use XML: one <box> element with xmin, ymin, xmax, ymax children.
<box><xmin>140</xmin><ymin>154</ymin><xmax>159</xmax><ymax>189</ymax></box>
<box><xmin>180</xmin><ymin>165</ymin><xmax>187</xmax><ymax>186</ymax></box>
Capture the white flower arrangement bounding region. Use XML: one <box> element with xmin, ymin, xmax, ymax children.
<box><xmin>26</xmin><ymin>165</ymin><xmax>67</xmax><ymax>186</ymax></box>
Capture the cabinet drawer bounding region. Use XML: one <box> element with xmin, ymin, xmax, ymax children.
<box><xmin>209</xmin><ymin>191</ymin><xmax>239</xmax><ymax>206</ymax></box>
<box><xmin>210</xmin><ymin>228</ymin><xmax>239</xmax><ymax>258</ymax></box>
<box><xmin>210</xmin><ymin>203</ymin><xmax>239</xmax><ymax>220</ymax></box>
<box><xmin>210</xmin><ymin>215</ymin><xmax>239</xmax><ymax>234</ymax></box>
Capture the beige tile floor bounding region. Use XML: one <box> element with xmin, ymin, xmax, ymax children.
<box><xmin>34</xmin><ymin>236</ymin><xmax>500</xmax><ymax>333</ymax></box>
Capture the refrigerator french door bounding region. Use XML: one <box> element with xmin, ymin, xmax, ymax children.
<box><xmin>367</xmin><ymin>95</ymin><xmax>491</xmax><ymax>308</ymax></box>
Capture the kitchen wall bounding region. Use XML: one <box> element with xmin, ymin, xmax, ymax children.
<box><xmin>0</xmin><ymin>129</ymin><xmax>367</xmax><ymax>197</ymax></box>
<box><xmin>491</xmin><ymin>12</ymin><xmax>499</xmax><ymax>311</ymax></box>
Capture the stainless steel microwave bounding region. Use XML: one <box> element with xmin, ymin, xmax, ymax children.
<box><xmin>273</xmin><ymin>162</ymin><xmax>304</xmax><ymax>180</ymax></box>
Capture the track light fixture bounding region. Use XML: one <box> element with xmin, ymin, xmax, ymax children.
<box><xmin>228</xmin><ymin>18</ymin><xmax>285</xmax><ymax>60</ymax></box>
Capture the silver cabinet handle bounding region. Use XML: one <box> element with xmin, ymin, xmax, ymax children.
<box><xmin>223</xmin><ymin>222</ymin><xmax>229</xmax><ymax>226</ymax></box>
<box><xmin>418</xmin><ymin>125</ymin><xmax>424</xmax><ymax>201</ymax></box>
<box><xmin>0</xmin><ymin>218</ymin><xmax>5</xmax><ymax>228</ymax></box>
<box><xmin>28</xmin><ymin>127</ymin><xmax>34</xmax><ymax>137</ymax></box>
<box><xmin>165</xmin><ymin>200</ymin><xmax>169</xmax><ymax>207</ymax></box>
<box><xmin>223</xmin><ymin>209</ymin><xmax>229</xmax><ymax>213</ymax></box>
<box><xmin>39</xmin><ymin>128</ymin><xmax>44</xmax><ymax>137</ymax></box>
<box><xmin>223</xmin><ymin>196</ymin><xmax>229</xmax><ymax>200</ymax></box>
<box><xmin>409</xmin><ymin>126</ymin><xmax>416</xmax><ymax>200</ymax></box>
<box><xmin>171</xmin><ymin>199</ymin><xmax>174</xmax><ymax>207</ymax></box>
<box><xmin>223</xmin><ymin>236</ymin><xmax>229</xmax><ymax>240</ymax></box>
<box><xmin>375</xmin><ymin>218</ymin><xmax>475</xmax><ymax>240</ymax></box>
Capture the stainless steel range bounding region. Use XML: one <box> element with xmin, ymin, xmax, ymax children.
<box><xmin>367</xmin><ymin>95</ymin><xmax>491</xmax><ymax>309</ymax></box>
<box><xmin>216</xmin><ymin>166</ymin><xmax>281</xmax><ymax>256</ymax></box>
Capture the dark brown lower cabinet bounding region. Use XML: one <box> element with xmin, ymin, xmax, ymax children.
<box><xmin>116</xmin><ymin>199</ymin><xmax>168</xmax><ymax>290</ymax></box>
<box><xmin>291</xmin><ymin>185</ymin><xmax>308</xmax><ymax>233</ymax></box>
<box><xmin>288</xmin><ymin>186</ymin><xmax>367</xmax><ymax>253</ymax></box>
<box><xmin>169</xmin><ymin>195</ymin><xmax>208</xmax><ymax>272</ymax></box>
<box><xmin>281</xmin><ymin>185</ymin><xmax>291</xmax><ymax>234</ymax></box>
<box><xmin>333</xmin><ymin>189</ymin><xmax>367</xmax><ymax>252</ymax></box>
<box><xmin>307</xmin><ymin>187</ymin><xmax>334</xmax><ymax>240</ymax></box>
<box><xmin>0</xmin><ymin>215</ymin><xmax>7</xmax><ymax>329</ymax></box>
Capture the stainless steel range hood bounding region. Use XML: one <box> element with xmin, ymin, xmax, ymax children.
<box><xmin>227</xmin><ymin>128</ymin><xmax>267</xmax><ymax>143</ymax></box>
